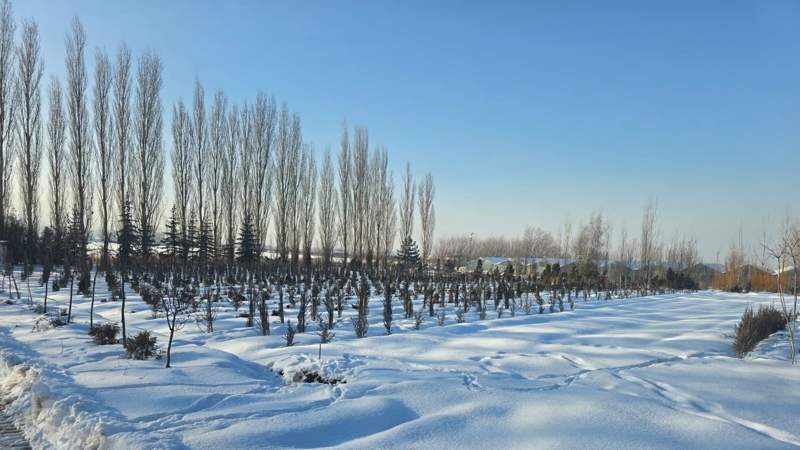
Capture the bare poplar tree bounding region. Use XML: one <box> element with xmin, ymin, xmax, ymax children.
<box><xmin>171</xmin><ymin>99</ymin><xmax>192</xmax><ymax>258</ymax></box>
<box><xmin>417</xmin><ymin>173</ymin><xmax>435</xmax><ymax>262</ymax></box>
<box><xmin>273</xmin><ymin>104</ymin><xmax>296</xmax><ymax>267</ymax></box>
<box><xmin>317</xmin><ymin>147</ymin><xmax>337</xmax><ymax>270</ymax></box>
<box><xmin>93</xmin><ymin>48</ymin><xmax>113</xmax><ymax>268</ymax></box>
<box><xmin>208</xmin><ymin>89</ymin><xmax>226</xmax><ymax>256</ymax></box>
<box><xmin>615</xmin><ymin>226</ymin><xmax>629</xmax><ymax>287</ymax></box>
<box><xmin>222</xmin><ymin>104</ymin><xmax>239</xmax><ymax>262</ymax></box>
<box><xmin>47</xmin><ymin>77</ymin><xmax>65</xmax><ymax>238</ymax></box>
<box><xmin>287</xmin><ymin>116</ymin><xmax>304</xmax><ymax>270</ymax></box>
<box><xmin>300</xmin><ymin>144</ymin><xmax>317</xmax><ymax>270</ymax></box>
<box><xmin>337</xmin><ymin>122</ymin><xmax>351</xmax><ymax>266</ymax></box>
<box><xmin>377</xmin><ymin>151</ymin><xmax>396</xmax><ymax>270</ymax></box>
<box><xmin>561</xmin><ymin>219</ymin><xmax>573</xmax><ymax>260</ymax></box>
<box><xmin>250</xmin><ymin>93</ymin><xmax>276</xmax><ymax>254</ymax></box>
<box><xmin>399</xmin><ymin>162</ymin><xmax>414</xmax><ymax>242</ymax></box>
<box><xmin>370</xmin><ymin>146</ymin><xmax>389</xmax><ymax>269</ymax></box>
<box><xmin>65</xmin><ymin>17</ymin><xmax>93</xmax><ymax>265</ymax></box>
<box><xmin>133</xmin><ymin>51</ymin><xmax>164</xmax><ymax>258</ymax></box>
<box><xmin>238</xmin><ymin>102</ymin><xmax>254</xmax><ymax>223</ymax></box>
<box><xmin>380</xmin><ymin>178</ymin><xmax>397</xmax><ymax>269</ymax></box>
<box><xmin>0</xmin><ymin>0</ymin><xmax>13</xmax><ymax>236</ymax></box>
<box><xmin>639</xmin><ymin>200</ymin><xmax>659</xmax><ymax>292</ymax></box>
<box><xmin>15</xmin><ymin>19</ymin><xmax>43</xmax><ymax>263</ymax></box>
<box><xmin>350</xmin><ymin>126</ymin><xmax>369</xmax><ymax>261</ymax></box>
<box><xmin>191</xmin><ymin>79</ymin><xmax>207</xmax><ymax>226</ymax></box>
<box><xmin>113</xmin><ymin>45</ymin><xmax>132</xmax><ymax>228</ymax></box>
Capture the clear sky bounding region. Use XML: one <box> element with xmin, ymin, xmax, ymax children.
<box><xmin>15</xmin><ymin>0</ymin><xmax>800</xmax><ymax>261</ymax></box>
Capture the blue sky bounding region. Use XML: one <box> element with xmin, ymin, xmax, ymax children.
<box><xmin>16</xmin><ymin>0</ymin><xmax>800</xmax><ymax>261</ymax></box>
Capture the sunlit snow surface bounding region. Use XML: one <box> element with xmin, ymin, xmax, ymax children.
<box><xmin>1</xmin><ymin>279</ymin><xmax>798</xmax><ymax>449</ymax></box>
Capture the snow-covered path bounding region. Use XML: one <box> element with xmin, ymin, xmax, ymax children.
<box><xmin>0</xmin><ymin>403</ymin><xmax>30</xmax><ymax>450</ymax></box>
<box><xmin>0</xmin><ymin>287</ymin><xmax>798</xmax><ymax>449</ymax></box>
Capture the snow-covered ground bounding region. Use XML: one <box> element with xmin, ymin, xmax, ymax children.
<box><xmin>0</xmin><ymin>275</ymin><xmax>798</xmax><ymax>449</ymax></box>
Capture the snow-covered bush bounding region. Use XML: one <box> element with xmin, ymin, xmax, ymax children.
<box><xmin>414</xmin><ymin>309</ymin><xmax>424</xmax><ymax>329</ymax></box>
<box><xmin>31</xmin><ymin>315</ymin><xmax>66</xmax><ymax>332</ymax></box>
<box><xmin>285</xmin><ymin>320</ymin><xmax>296</xmax><ymax>347</ymax></box>
<box><xmin>272</xmin><ymin>354</ymin><xmax>347</xmax><ymax>385</ymax></box>
<box><xmin>455</xmin><ymin>307</ymin><xmax>465</xmax><ymax>323</ymax></box>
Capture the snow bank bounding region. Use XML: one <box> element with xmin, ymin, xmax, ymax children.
<box><xmin>0</xmin><ymin>327</ymin><xmax>172</xmax><ymax>450</ymax></box>
<box><xmin>270</xmin><ymin>353</ymin><xmax>353</xmax><ymax>384</ymax></box>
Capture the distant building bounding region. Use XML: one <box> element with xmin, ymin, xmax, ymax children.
<box><xmin>462</xmin><ymin>256</ymin><xmax>514</xmax><ymax>273</ymax></box>
<box><xmin>690</xmin><ymin>263</ymin><xmax>723</xmax><ymax>289</ymax></box>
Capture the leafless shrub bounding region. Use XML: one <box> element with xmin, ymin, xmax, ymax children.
<box><xmin>733</xmin><ymin>305</ymin><xmax>787</xmax><ymax>358</ymax></box>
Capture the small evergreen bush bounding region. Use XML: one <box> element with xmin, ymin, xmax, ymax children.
<box><xmin>89</xmin><ymin>323</ymin><xmax>119</xmax><ymax>345</ymax></box>
<box><xmin>124</xmin><ymin>330</ymin><xmax>160</xmax><ymax>360</ymax></box>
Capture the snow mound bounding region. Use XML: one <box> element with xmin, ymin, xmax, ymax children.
<box><xmin>271</xmin><ymin>353</ymin><xmax>355</xmax><ymax>384</ymax></box>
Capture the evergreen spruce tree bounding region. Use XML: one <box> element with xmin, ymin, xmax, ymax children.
<box><xmin>162</xmin><ymin>205</ymin><xmax>180</xmax><ymax>262</ymax></box>
<box><xmin>504</xmin><ymin>262</ymin><xmax>515</xmax><ymax>279</ymax></box>
<box><xmin>473</xmin><ymin>258</ymin><xmax>484</xmax><ymax>277</ymax></box>
<box><xmin>139</xmin><ymin>220</ymin><xmax>155</xmax><ymax>261</ymax></box>
<box><xmin>236</xmin><ymin>212</ymin><xmax>258</xmax><ymax>266</ymax></box>
<box><xmin>198</xmin><ymin>218</ymin><xmax>213</xmax><ymax>264</ymax></box>
<box><xmin>396</xmin><ymin>235</ymin><xmax>421</xmax><ymax>271</ymax></box>
<box><xmin>67</xmin><ymin>206</ymin><xmax>84</xmax><ymax>267</ymax></box>
<box><xmin>185</xmin><ymin>210</ymin><xmax>198</xmax><ymax>261</ymax></box>
<box><xmin>117</xmin><ymin>200</ymin><xmax>138</xmax><ymax>267</ymax></box>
